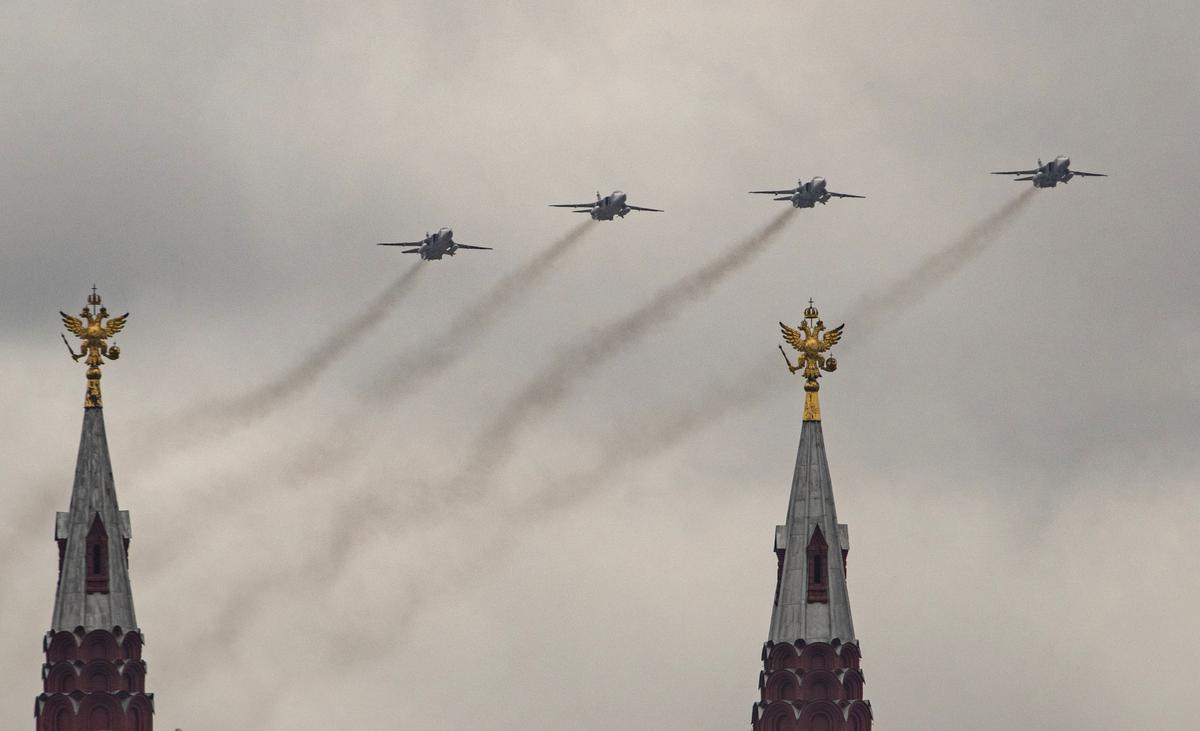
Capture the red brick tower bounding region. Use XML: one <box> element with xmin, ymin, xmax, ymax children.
<box><xmin>752</xmin><ymin>304</ymin><xmax>872</xmax><ymax>731</ymax></box>
<box><xmin>35</xmin><ymin>292</ymin><xmax>153</xmax><ymax>730</ymax></box>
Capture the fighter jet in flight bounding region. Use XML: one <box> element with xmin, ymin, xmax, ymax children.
<box><xmin>377</xmin><ymin>228</ymin><xmax>492</xmax><ymax>260</ymax></box>
<box><xmin>548</xmin><ymin>191</ymin><xmax>664</xmax><ymax>220</ymax></box>
<box><xmin>991</xmin><ymin>156</ymin><xmax>1106</xmax><ymax>188</ymax></box>
<box><xmin>749</xmin><ymin>177</ymin><xmax>865</xmax><ymax>208</ymax></box>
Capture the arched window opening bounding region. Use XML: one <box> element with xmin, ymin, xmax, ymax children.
<box><xmin>806</xmin><ymin>526</ymin><xmax>829</xmax><ymax>603</ymax></box>
<box><xmin>89</xmin><ymin>704</ymin><xmax>110</xmax><ymax>729</ymax></box>
<box><xmin>50</xmin><ymin>706</ymin><xmax>71</xmax><ymax>731</ymax></box>
<box><xmin>810</xmin><ymin>713</ymin><xmax>833</xmax><ymax>731</ymax></box>
<box><xmin>767</xmin><ymin>713</ymin><xmax>794</xmax><ymax>731</ymax></box>
<box><xmin>85</xmin><ymin>515</ymin><xmax>109</xmax><ymax>594</ymax></box>
<box><xmin>49</xmin><ymin>666</ymin><xmax>76</xmax><ymax>693</ymax></box>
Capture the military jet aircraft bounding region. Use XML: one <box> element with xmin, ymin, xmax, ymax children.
<box><xmin>377</xmin><ymin>228</ymin><xmax>492</xmax><ymax>260</ymax></box>
<box><xmin>749</xmin><ymin>177</ymin><xmax>865</xmax><ymax>208</ymax></box>
<box><xmin>991</xmin><ymin>156</ymin><xmax>1106</xmax><ymax>188</ymax></box>
<box><xmin>548</xmin><ymin>191</ymin><xmax>664</xmax><ymax>220</ymax></box>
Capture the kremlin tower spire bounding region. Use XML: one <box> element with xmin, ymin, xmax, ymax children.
<box><xmin>36</xmin><ymin>291</ymin><xmax>153</xmax><ymax>730</ymax></box>
<box><xmin>752</xmin><ymin>302</ymin><xmax>872</xmax><ymax>731</ymax></box>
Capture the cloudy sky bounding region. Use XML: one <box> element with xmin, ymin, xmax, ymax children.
<box><xmin>2</xmin><ymin>2</ymin><xmax>1198</xmax><ymax>728</ymax></box>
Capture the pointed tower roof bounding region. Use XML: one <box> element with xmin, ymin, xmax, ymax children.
<box><xmin>772</xmin><ymin>302</ymin><xmax>853</xmax><ymax>643</ymax></box>
<box><xmin>51</xmin><ymin>406</ymin><xmax>138</xmax><ymax>631</ymax></box>
<box><xmin>768</xmin><ymin>418</ymin><xmax>854</xmax><ymax>643</ymax></box>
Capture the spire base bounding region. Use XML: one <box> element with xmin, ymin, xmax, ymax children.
<box><xmin>803</xmin><ymin>390</ymin><xmax>821</xmax><ymax>421</ymax></box>
<box><xmin>85</xmin><ymin>367</ymin><xmax>103</xmax><ymax>407</ymax></box>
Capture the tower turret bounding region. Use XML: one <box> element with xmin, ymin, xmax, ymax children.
<box><xmin>36</xmin><ymin>291</ymin><xmax>153</xmax><ymax>731</ymax></box>
<box><xmin>753</xmin><ymin>303</ymin><xmax>872</xmax><ymax>731</ymax></box>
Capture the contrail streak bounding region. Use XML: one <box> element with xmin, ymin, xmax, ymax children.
<box><xmin>131</xmin><ymin>263</ymin><xmax>425</xmax><ymax>464</ymax></box>
<box><xmin>374</xmin><ymin>219</ymin><xmax>594</xmax><ymax>401</ymax></box>
<box><xmin>439</xmin><ymin>207</ymin><xmax>797</xmax><ymax>504</ymax></box>
<box><xmin>850</xmin><ymin>187</ymin><xmax>1036</xmax><ymax>333</ymax></box>
<box><xmin>198</xmin><ymin>262</ymin><xmax>425</xmax><ymax>425</ymax></box>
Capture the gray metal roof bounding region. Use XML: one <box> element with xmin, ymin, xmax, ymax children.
<box><xmin>50</xmin><ymin>407</ymin><xmax>138</xmax><ymax>632</ymax></box>
<box><xmin>768</xmin><ymin>420</ymin><xmax>856</xmax><ymax>644</ymax></box>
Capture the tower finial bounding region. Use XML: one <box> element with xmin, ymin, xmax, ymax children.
<box><xmin>778</xmin><ymin>300</ymin><xmax>844</xmax><ymax>421</ymax></box>
<box><xmin>60</xmin><ymin>289</ymin><xmax>128</xmax><ymax>407</ymax></box>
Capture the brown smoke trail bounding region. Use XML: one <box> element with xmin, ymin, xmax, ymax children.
<box><xmin>128</xmin><ymin>263</ymin><xmax>424</xmax><ymax>465</ymax></box>
<box><xmin>437</xmin><ymin>206</ymin><xmax>797</xmax><ymax>504</ymax></box>
<box><xmin>374</xmin><ymin>219</ymin><xmax>594</xmax><ymax>400</ymax></box>
<box><xmin>850</xmin><ymin>187</ymin><xmax>1036</xmax><ymax>333</ymax></box>
<box><xmin>198</xmin><ymin>262</ymin><xmax>425</xmax><ymax>425</ymax></box>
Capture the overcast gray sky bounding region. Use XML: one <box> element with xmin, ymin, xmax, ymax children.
<box><xmin>2</xmin><ymin>2</ymin><xmax>1199</xmax><ymax>728</ymax></box>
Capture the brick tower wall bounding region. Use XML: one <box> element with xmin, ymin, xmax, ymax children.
<box><xmin>751</xmin><ymin>639</ymin><xmax>872</xmax><ymax>731</ymax></box>
<box><xmin>35</xmin><ymin>627</ymin><xmax>153</xmax><ymax>731</ymax></box>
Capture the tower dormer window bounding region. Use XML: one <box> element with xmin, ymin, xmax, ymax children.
<box><xmin>806</xmin><ymin>525</ymin><xmax>829</xmax><ymax>603</ymax></box>
<box><xmin>86</xmin><ymin>515</ymin><xmax>109</xmax><ymax>594</ymax></box>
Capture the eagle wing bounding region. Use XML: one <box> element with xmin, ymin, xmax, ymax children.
<box><xmin>60</xmin><ymin>312</ymin><xmax>87</xmax><ymax>338</ymax></box>
<box><xmin>821</xmin><ymin>323</ymin><xmax>845</xmax><ymax>350</ymax></box>
<box><xmin>779</xmin><ymin>322</ymin><xmax>806</xmax><ymax>351</ymax></box>
<box><xmin>103</xmin><ymin>313</ymin><xmax>129</xmax><ymax>337</ymax></box>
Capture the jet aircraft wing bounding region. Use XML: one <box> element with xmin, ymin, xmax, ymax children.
<box><xmin>827</xmin><ymin>192</ymin><xmax>865</xmax><ymax>199</ymax></box>
<box><xmin>454</xmin><ymin>244</ymin><xmax>493</xmax><ymax>250</ymax></box>
<box><xmin>626</xmin><ymin>205</ymin><xmax>664</xmax><ymax>212</ymax></box>
<box><xmin>377</xmin><ymin>241</ymin><xmax>426</xmax><ymax>246</ymax></box>
<box><xmin>548</xmin><ymin>203</ymin><xmax>597</xmax><ymax>208</ymax></box>
<box><xmin>749</xmin><ymin>189</ymin><xmax>798</xmax><ymax>194</ymax></box>
<box><xmin>990</xmin><ymin>169</ymin><xmax>1039</xmax><ymax>175</ymax></box>
<box><xmin>1071</xmin><ymin>171</ymin><xmax>1107</xmax><ymax>177</ymax></box>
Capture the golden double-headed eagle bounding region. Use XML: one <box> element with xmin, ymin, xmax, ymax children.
<box><xmin>779</xmin><ymin>300</ymin><xmax>843</xmax><ymax>392</ymax></box>
<box><xmin>60</xmin><ymin>289</ymin><xmax>128</xmax><ymax>407</ymax></box>
<box><xmin>779</xmin><ymin>301</ymin><xmax>843</xmax><ymax>421</ymax></box>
